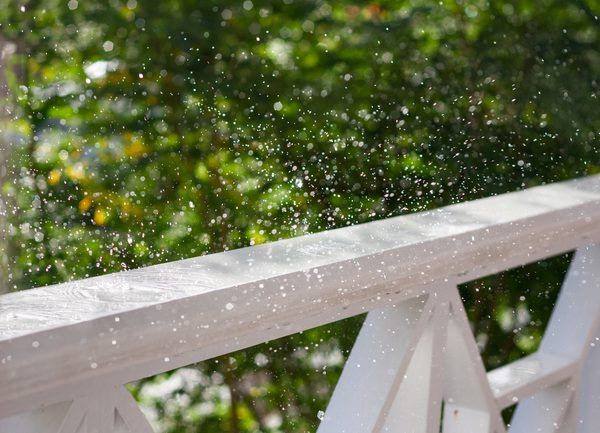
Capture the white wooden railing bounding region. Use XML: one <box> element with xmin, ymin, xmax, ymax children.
<box><xmin>2</xmin><ymin>175</ymin><xmax>600</xmax><ymax>433</ymax></box>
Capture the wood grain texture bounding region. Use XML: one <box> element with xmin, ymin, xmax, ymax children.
<box><xmin>2</xmin><ymin>175</ymin><xmax>600</xmax><ymax>417</ymax></box>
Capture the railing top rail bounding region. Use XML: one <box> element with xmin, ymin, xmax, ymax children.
<box><xmin>2</xmin><ymin>174</ymin><xmax>600</xmax><ymax>417</ymax></box>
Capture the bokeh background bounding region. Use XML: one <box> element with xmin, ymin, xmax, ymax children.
<box><xmin>1</xmin><ymin>0</ymin><xmax>599</xmax><ymax>431</ymax></box>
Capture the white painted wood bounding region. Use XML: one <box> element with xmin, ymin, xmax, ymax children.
<box><xmin>1</xmin><ymin>176</ymin><xmax>600</xmax><ymax>430</ymax></box>
<box><xmin>508</xmin><ymin>244</ymin><xmax>600</xmax><ymax>431</ymax></box>
<box><xmin>58</xmin><ymin>399</ymin><xmax>88</xmax><ymax>433</ymax></box>
<box><xmin>538</xmin><ymin>244</ymin><xmax>600</xmax><ymax>359</ymax></box>
<box><xmin>442</xmin><ymin>289</ymin><xmax>505</xmax><ymax>433</ymax></box>
<box><xmin>0</xmin><ymin>386</ymin><xmax>153</xmax><ymax>433</ymax></box>
<box><xmin>508</xmin><ymin>380</ymin><xmax>575</xmax><ymax>433</ymax></box>
<box><xmin>316</xmin><ymin>295</ymin><xmax>433</xmax><ymax>433</ymax></box>
<box><xmin>319</xmin><ymin>285</ymin><xmax>516</xmax><ymax>433</ymax></box>
<box><xmin>380</xmin><ymin>299</ymin><xmax>448</xmax><ymax>433</ymax></box>
<box><xmin>575</xmin><ymin>253</ymin><xmax>600</xmax><ymax>433</ymax></box>
<box><xmin>487</xmin><ymin>353</ymin><xmax>577</xmax><ymax>409</ymax></box>
<box><xmin>1</xmin><ymin>176</ymin><xmax>600</xmax><ymax>418</ymax></box>
<box><xmin>0</xmin><ymin>401</ymin><xmax>72</xmax><ymax>433</ymax></box>
<box><xmin>576</xmin><ymin>329</ymin><xmax>600</xmax><ymax>433</ymax></box>
<box><xmin>317</xmin><ymin>293</ymin><xmax>450</xmax><ymax>433</ymax></box>
<box><xmin>86</xmin><ymin>388</ymin><xmax>117</xmax><ymax>433</ymax></box>
<box><xmin>114</xmin><ymin>387</ymin><xmax>155</xmax><ymax>433</ymax></box>
<box><xmin>560</xmin><ymin>375</ymin><xmax>581</xmax><ymax>433</ymax></box>
<box><xmin>319</xmin><ymin>286</ymin><xmax>511</xmax><ymax>433</ymax></box>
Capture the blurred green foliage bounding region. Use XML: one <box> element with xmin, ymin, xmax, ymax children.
<box><xmin>1</xmin><ymin>0</ymin><xmax>599</xmax><ymax>431</ymax></box>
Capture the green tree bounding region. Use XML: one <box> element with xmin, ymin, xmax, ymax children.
<box><xmin>1</xmin><ymin>0</ymin><xmax>599</xmax><ymax>431</ymax></box>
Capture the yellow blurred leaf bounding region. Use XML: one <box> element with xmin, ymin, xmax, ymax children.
<box><xmin>124</xmin><ymin>139</ymin><xmax>148</xmax><ymax>158</ymax></box>
<box><xmin>79</xmin><ymin>196</ymin><xmax>93</xmax><ymax>212</ymax></box>
<box><xmin>48</xmin><ymin>169</ymin><xmax>61</xmax><ymax>186</ymax></box>
<box><xmin>94</xmin><ymin>209</ymin><xmax>107</xmax><ymax>226</ymax></box>
<box><xmin>65</xmin><ymin>163</ymin><xmax>86</xmax><ymax>181</ymax></box>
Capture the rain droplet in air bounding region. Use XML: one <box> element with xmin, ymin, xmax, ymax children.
<box><xmin>317</xmin><ymin>410</ymin><xmax>325</xmax><ymax>421</ymax></box>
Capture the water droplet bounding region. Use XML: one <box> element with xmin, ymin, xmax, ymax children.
<box><xmin>317</xmin><ymin>410</ymin><xmax>325</xmax><ymax>420</ymax></box>
<box><xmin>225</xmin><ymin>302</ymin><xmax>234</xmax><ymax>310</ymax></box>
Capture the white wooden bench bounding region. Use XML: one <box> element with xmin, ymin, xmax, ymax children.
<box><xmin>2</xmin><ymin>175</ymin><xmax>600</xmax><ymax>432</ymax></box>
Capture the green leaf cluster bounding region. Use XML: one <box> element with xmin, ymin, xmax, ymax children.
<box><xmin>1</xmin><ymin>0</ymin><xmax>599</xmax><ymax>430</ymax></box>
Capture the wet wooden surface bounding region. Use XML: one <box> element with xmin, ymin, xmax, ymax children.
<box><xmin>1</xmin><ymin>175</ymin><xmax>600</xmax><ymax>417</ymax></box>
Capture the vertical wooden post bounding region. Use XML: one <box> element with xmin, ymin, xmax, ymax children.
<box><xmin>509</xmin><ymin>244</ymin><xmax>600</xmax><ymax>432</ymax></box>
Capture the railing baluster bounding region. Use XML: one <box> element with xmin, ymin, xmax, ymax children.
<box><xmin>0</xmin><ymin>386</ymin><xmax>153</xmax><ymax>433</ymax></box>
<box><xmin>571</xmin><ymin>245</ymin><xmax>600</xmax><ymax>433</ymax></box>
<box><xmin>86</xmin><ymin>388</ymin><xmax>117</xmax><ymax>433</ymax></box>
<box><xmin>319</xmin><ymin>285</ymin><xmax>507</xmax><ymax>433</ymax></box>
<box><xmin>577</xmin><ymin>329</ymin><xmax>600</xmax><ymax>432</ymax></box>
<box><xmin>316</xmin><ymin>295</ymin><xmax>433</xmax><ymax>433</ymax></box>
<box><xmin>0</xmin><ymin>401</ymin><xmax>78</xmax><ymax>433</ymax></box>
<box><xmin>442</xmin><ymin>289</ymin><xmax>505</xmax><ymax>433</ymax></box>
<box><xmin>378</xmin><ymin>298</ymin><xmax>448</xmax><ymax>433</ymax></box>
<box><xmin>113</xmin><ymin>386</ymin><xmax>155</xmax><ymax>433</ymax></box>
<box><xmin>509</xmin><ymin>244</ymin><xmax>600</xmax><ymax>432</ymax></box>
<box><xmin>560</xmin><ymin>377</ymin><xmax>581</xmax><ymax>433</ymax></box>
<box><xmin>58</xmin><ymin>398</ymin><xmax>88</xmax><ymax>433</ymax></box>
<box><xmin>2</xmin><ymin>176</ymin><xmax>600</xmax><ymax>432</ymax></box>
<box><xmin>509</xmin><ymin>380</ymin><xmax>575</xmax><ymax>433</ymax></box>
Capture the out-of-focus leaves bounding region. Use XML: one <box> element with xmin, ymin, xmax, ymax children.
<box><xmin>1</xmin><ymin>0</ymin><xmax>599</xmax><ymax>431</ymax></box>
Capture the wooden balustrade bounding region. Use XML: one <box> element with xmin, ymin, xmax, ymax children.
<box><xmin>2</xmin><ymin>175</ymin><xmax>600</xmax><ymax>432</ymax></box>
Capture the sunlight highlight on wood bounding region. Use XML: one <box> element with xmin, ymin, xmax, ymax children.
<box><xmin>1</xmin><ymin>175</ymin><xmax>600</xmax><ymax>432</ymax></box>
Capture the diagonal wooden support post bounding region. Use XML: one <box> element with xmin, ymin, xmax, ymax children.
<box><xmin>316</xmin><ymin>294</ymin><xmax>437</xmax><ymax>433</ymax></box>
<box><xmin>316</xmin><ymin>245</ymin><xmax>600</xmax><ymax>433</ymax></box>
<box><xmin>0</xmin><ymin>386</ymin><xmax>154</xmax><ymax>433</ymax></box>
<box><xmin>578</xmin><ymin>333</ymin><xmax>600</xmax><ymax>432</ymax></box>
<box><xmin>442</xmin><ymin>289</ymin><xmax>505</xmax><ymax>433</ymax></box>
<box><xmin>2</xmin><ymin>174</ymin><xmax>600</xmax><ymax>431</ymax></box>
<box><xmin>378</xmin><ymin>297</ymin><xmax>448</xmax><ymax>433</ymax></box>
<box><xmin>509</xmin><ymin>244</ymin><xmax>600</xmax><ymax>433</ymax></box>
<box><xmin>318</xmin><ymin>285</ymin><xmax>506</xmax><ymax>433</ymax></box>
